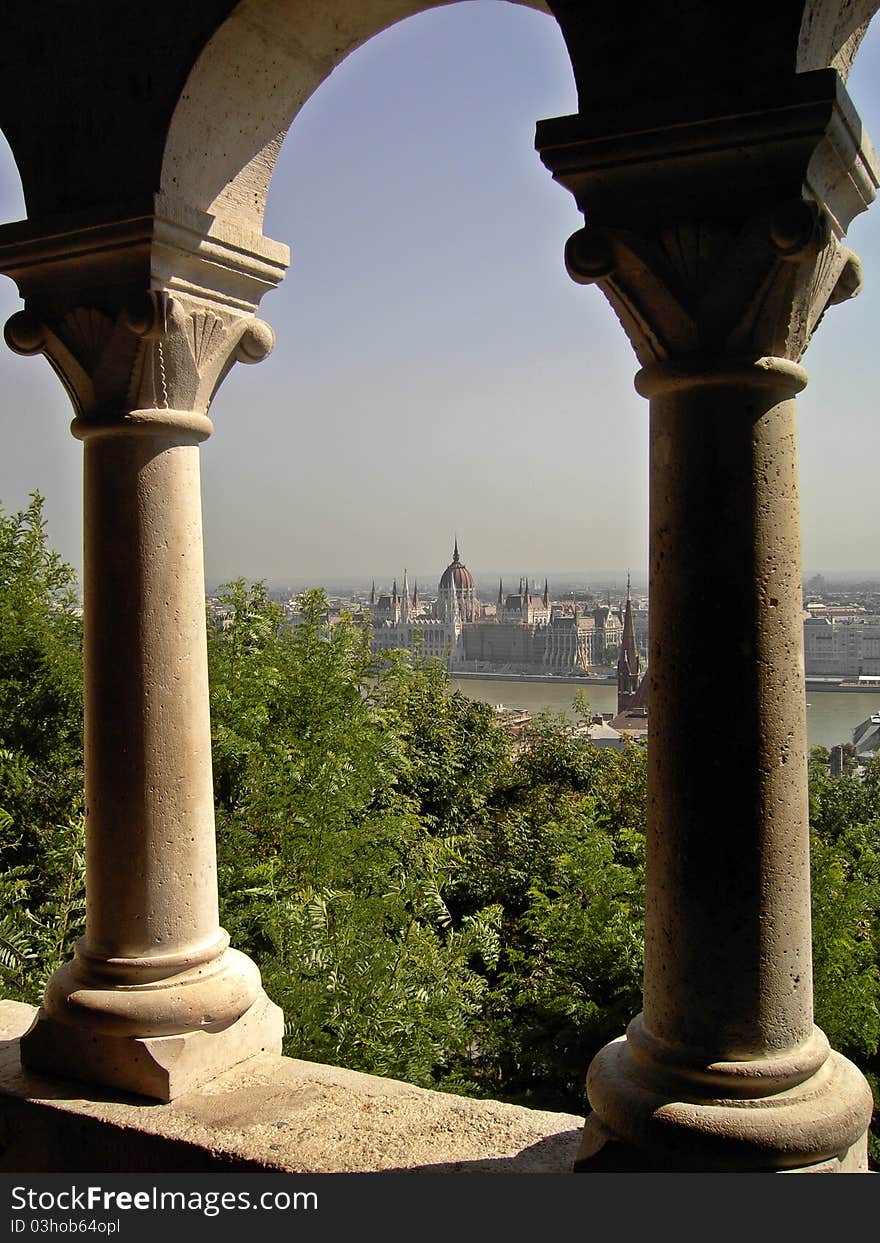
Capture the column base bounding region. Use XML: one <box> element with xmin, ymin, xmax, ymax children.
<box><xmin>19</xmin><ymin>991</ymin><xmax>284</xmax><ymax>1101</ymax></box>
<box><xmin>574</xmin><ymin>1114</ymin><xmax>869</xmax><ymax>1173</ymax></box>
<box><xmin>574</xmin><ymin>1031</ymin><xmax>872</xmax><ymax>1173</ymax></box>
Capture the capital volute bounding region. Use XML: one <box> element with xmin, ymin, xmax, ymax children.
<box><xmin>767</xmin><ymin>199</ymin><xmax>828</xmax><ymax>261</ymax></box>
<box><xmin>121</xmin><ymin>290</ymin><xmax>187</xmax><ymax>340</ymax></box>
<box><xmin>235</xmin><ymin>317</ymin><xmax>275</xmax><ymax>365</ymax></box>
<box><xmin>564</xmin><ymin>228</ymin><xmax>616</xmax><ymax>285</ymax></box>
<box><xmin>4</xmin><ymin>308</ymin><xmax>46</xmax><ymax>356</ymax></box>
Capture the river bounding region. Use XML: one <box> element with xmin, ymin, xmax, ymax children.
<box><xmin>449</xmin><ymin>677</ymin><xmax>880</xmax><ymax>751</ymax></box>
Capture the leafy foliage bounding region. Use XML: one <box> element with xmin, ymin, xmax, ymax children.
<box><xmin>446</xmin><ymin>717</ymin><xmax>646</xmax><ymax>1107</ymax></box>
<box><xmin>208</xmin><ymin>586</ymin><xmax>503</xmax><ymax>1087</ymax></box>
<box><xmin>808</xmin><ymin>747</ymin><xmax>880</xmax><ymax>1161</ymax></box>
<box><xmin>0</xmin><ymin>496</ymin><xmax>84</xmax><ymax>1001</ymax></box>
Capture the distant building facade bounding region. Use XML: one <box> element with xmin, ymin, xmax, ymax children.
<box><xmin>462</xmin><ymin>602</ymin><xmax>623</xmax><ymax>673</ymax></box>
<box><xmin>370</xmin><ymin>564</ymin><xmax>463</xmax><ymax>664</ymax></box>
<box><xmin>368</xmin><ymin>539</ymin><xmax>633</xmax><ymax>675</ymax></box>
<box><xmin>803</xmin><ymin>615</ymin><xmax>880</xmax><ymax>678</ymax></box>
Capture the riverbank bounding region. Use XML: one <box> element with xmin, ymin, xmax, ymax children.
<box><xmin>450</xmin><ymin>677</ymin><xmax>880</xmax><ymax>751</ymax></box>
<box><xmin>452</xmin><ymin>671</ymin><xmax>880</xmax><ymax>693</ymax></box>
<box><xmin>452</xmin><ymin>670</ymin><xmax>617</xmax><ymax>685</ymax></box>
<box><xmin>805</xmin><ymin>679</ymin><xmax>880</xmax><ymax>693</ymax></box>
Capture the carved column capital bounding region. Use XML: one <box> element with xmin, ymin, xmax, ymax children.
<box><xmin>0</xmin><ymin>193</ymin><xmax>287</xmax><ymax>433</ymax></box>
<box><xmin>5</xmin><ymin>291</ymin><xmax>273</xmax><ymax>435</ymax></box>
<box><xmin>561</xmin><ymin>203</ymin><xmax>860</xmax><ymax>368</ymax></box>
<box><xmin>538</xmin><ymin>68</ymin><xmax>880</xmax><ymax>370</ymax></box>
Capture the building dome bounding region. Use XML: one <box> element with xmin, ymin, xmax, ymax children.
<box><xmin>439</xmin><ymin>540</ymin><xmax>474</xmax><ymax>592</ymax></box>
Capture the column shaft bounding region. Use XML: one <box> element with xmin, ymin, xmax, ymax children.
<box><xmin>644</xmin><ymin>367</ymin><xmax>812</xmax><ymax>1060</ymax></box>
<box><xmin>81</xmin><ymin>428</ymin><xmax>219</xmax><ymax>964</ymax></box>
<box><xmin>19</xmin><ymin>409</ymin><xmax>283</xmax><ymax>1099</ymax></box>
<box><xmin>576</xmin><ymin>361</ymin><xmax>873</xmax><ymax>1170</ymax></box>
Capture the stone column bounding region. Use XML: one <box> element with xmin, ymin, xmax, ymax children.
<box><xmin>538</xmin><ymin>70</ymin><xmax>878</xmax><ymax>1171</ymax></box>
<box><xmin>1</xmin><ymin>210</ymin><xmax>288</xmax><ymax>1100</ymax></box>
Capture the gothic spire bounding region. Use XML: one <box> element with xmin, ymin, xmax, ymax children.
<box><xmin>617</xmin><ymin>573</ymin><xmax>640</xmax><ymax>714</ymax></box>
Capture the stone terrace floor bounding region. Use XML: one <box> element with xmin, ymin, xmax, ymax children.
<box><xmin>0</xmin><ymin>1001</ymin><xmax>584</xmax><ymax>1173</ymax></box>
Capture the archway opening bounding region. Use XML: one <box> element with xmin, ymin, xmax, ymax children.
<box><xmin>201</xmin><ymin>1</ymin><xmax>648</xmax><ymax>601</ymax></box>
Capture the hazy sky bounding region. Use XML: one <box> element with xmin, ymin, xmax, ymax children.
<box><xmin>1</xmin><ymin>3</ymin><xmax>879</xmax><ymax>589</ymax></box>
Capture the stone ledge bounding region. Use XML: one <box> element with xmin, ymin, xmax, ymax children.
<box><xmin>0</xmin><ymin>1002</ymin><xmax>583</xmax><ymax>1173</ymax></box>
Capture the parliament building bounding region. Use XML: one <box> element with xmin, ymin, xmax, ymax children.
<box><xmin>369</xmin><ymin>540</ymin><xmax>625</xmax><ymax>674</ymax></box>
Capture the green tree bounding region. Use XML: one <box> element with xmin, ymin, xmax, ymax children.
<box><xmin>372</xmin><ymin>647</ymin><xmax>510</xmax><ymax>836</ymax></box>
<box><xmin>808</xmin><ymin>747</ymin><xmax>880</xmax><ymax>1163</ymax></box>
<box><xmin>0</xmin><ymin>494</ymin><xmax>84</xmax><ymax>1000</ymax></box>
<box><xmin>447</xmin><ymin>717</ymin><xmax>647</xmax><ymax>1108</ymax></box>
<box><xmin>208</xmin><ymin>586</ymin><xmax>501</xmax><ymax>1088</ymax></box>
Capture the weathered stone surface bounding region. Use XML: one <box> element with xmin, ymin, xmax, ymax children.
<box><xmin>0</xmin><ymin>1003</ymin><xmax>583</xmax><ymax>1173</ymax></box>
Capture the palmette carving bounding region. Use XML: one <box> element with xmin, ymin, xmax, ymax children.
<box><xmin>564</xmin><ymin>199</ymin><xmax>861</xmax><ymax>368</ymax></box>
<box><xmin>4</xmin><ymin>290</ymin><xmax>274</xmax><ymax>424</ymax></box>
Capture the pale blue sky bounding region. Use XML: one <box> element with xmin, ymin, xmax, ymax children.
<box><xmin>0</xmin><ymin>2</ymin><xmax>878</xmax><ymax>588</ymax></box>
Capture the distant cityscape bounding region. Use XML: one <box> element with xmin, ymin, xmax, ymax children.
<box><xmin>209</xmin><ymin>552</ymin><xmax>880</xmax><ymax>684</ymax></box>
<box><xmin>211</xmin><ymin>539</ymin><xmax>649</xmax><ymax>679</ymax></box>
<box><xmin>204</xmin><ymin>549</ymin><xmax>880</xmax><ymax>765</ymax></box>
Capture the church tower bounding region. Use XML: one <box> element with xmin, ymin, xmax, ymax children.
<box><xmin>617</xmin><ymin>573</ymin><xmax>640</xmax><ymax>714</ymax></box>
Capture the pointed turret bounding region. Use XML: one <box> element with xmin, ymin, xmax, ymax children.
<box><xmin>401</xmin><ymin>568</ymin><xmax>410</xmax><ymax>624</ymax></box>
<box><xmin>370</xmin><ymin>579</ymin><xmax>376</xmax><ymax>607</ymax></box>
<box><xmin>543</xmin><ymin>577</ymin><xmax>550</xmax><ymax>609</ymax></box>
<box><xmin>497</xmin><ymin>578</ymin><xmax>504</xmax><ymax>618</ymax></box>
<box><xmin>412</xmin><ymin>579</ymin><xmax>420</xmax><ymax>613</ymax></box>
<box><xmin>617</xmin><ymin>572</ymin><xmax>640</xmax><ymax>714</ymax></box>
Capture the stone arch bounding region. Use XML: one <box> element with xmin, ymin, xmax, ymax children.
<box><xmin>161</xmin><ymin>0</ymin><xmax>552</xmax><ymax>233</ymax></box>
<box><xmin>0</xmin><ymin>131</ymin><xmax>25</xmax><ymax>224</ymax></box>
<box><xmin>798</xmin><ymin>0</ymin><xmax>880</xmax><ymax>77</ymax></box>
